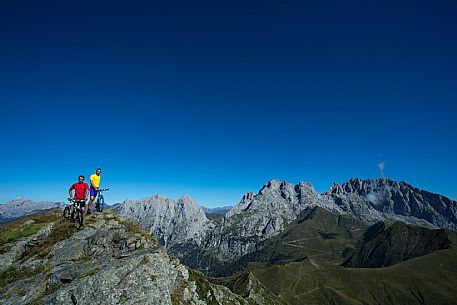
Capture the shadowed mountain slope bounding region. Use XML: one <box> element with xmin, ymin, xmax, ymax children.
<box><xmin>342</xmin><ymin>221</ymin><xmax>451</xmax><ymax>268</ymax></box>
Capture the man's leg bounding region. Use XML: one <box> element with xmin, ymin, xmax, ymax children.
<box><xmin>88</xmin><ymin>196</ymin><xmax>95</xmax><ymax>214</ymax></box>
<box><xmin>88</xmin><ymin>188</ymin><xmax>96</xmax><ymax>214</ymax></box>
<box><xmin>81</xmin><ymin>207</ymin><xmax>85</xmax><ymax>226</ymax></box>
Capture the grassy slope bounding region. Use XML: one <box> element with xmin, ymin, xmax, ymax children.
<box><xmin>0</xmin><ymin>210</ymin><xmax>61</xmax><ymax>254</ymax></box>
<box><xmin>251</xmin><ymin>231</ymin><xmax>457</xmax><ymax>305</ymax></box>
<box><xmin>257</xmin><ymin>207</ymin><xmax>369</xmax><ymax>264</ymax></box>
<box><xmin>212</xmin><ymin>207</ymin><xmax>368</xmax><ymax>276</ymax></box>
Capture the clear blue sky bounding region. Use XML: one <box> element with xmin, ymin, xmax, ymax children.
<box><xmin>1</xmin><ymin>0</ymin><xmax>456</xmax><ymax>206</ymax></box>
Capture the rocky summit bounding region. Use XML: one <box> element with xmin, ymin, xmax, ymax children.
<box><xmin>113</xmin><ymin>194</ymin><xmax>213</xmax><ymax>247</ymax></box>
<box><xmin>326</xmin><ymin>178</ymin><xmax>457</xmax><ymax>230</ymax></box>
<box><xmin>0</xmin><ymin>210</ymin><xmax>274</xmax><ymax>305</ymax></box>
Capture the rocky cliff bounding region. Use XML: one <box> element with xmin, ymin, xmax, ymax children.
<box><xmin>113</xmin><ymin>194</ymin><xmax>212</xmax><ymax>247</ymax></box>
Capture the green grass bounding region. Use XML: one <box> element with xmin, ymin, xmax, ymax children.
<box><xmin>27</xmin><ymin>283</ymin><xmax>62</xmax><ymax>305</ymax></box>
<box><xmin>123</xmin><ymin>219</ymin><xmax>158</xmax><ymax>244</ymax></box>
<box><xmin>0</xmin><ymin>210</ymin><xmax>61</xmax><ymax>253</ymax></box>
<box><xmin>207</xmin><ymin>207</ymin><xmax>368</xmax><ymax>276</ymax></box>
<box><xmin>0</xmin><ymin>264</ymin><xmax>49</xmax><ymax>288</ymax></box>
<box><xmin>171</xmin><ymin>291</ymin><xmax>184</xmax><ymax>305</ymax></box>
<box><xmin>141</xmin><ymin>255</ymin><xmax>150</xmax><ymax>265</ymax></box>
<box><xmin>78</xmin><ymin>254</ymin><xmax>91</xmax><ymax>263</ymax></box>
<box><xmin>210</xmin><ymin>272</ymin><xmax>287</xmax><ymax>305</ymax></box>
<box><xmin>249</xmin><ymin>231</ymin><xmax>457</xmax><ymax>305</ymax></box>
<box><xmin>108</xmin><ymin>213</ymin><xmax>158</xmax><ymax>245</ymax></box>
<box><xmin>20</xmin><ymin>219</ymin><xmax>79</xmax><ymax>260</ymax></box>
<box><xmin>73</xmin><ymin>268</ymin><xmax>101</xmax><ymax>281</ymax></box>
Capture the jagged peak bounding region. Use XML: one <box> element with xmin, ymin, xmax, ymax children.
<box><xmin>241</xmin><ymin>192</ymin><xmax>255</xmax><ymax>203</ymax></box>
<box><xmin>297</xmin><ymin>181</ymin><xmax>315</xmax><ymax>192</ymax></box>
<box><xmin>127</xmin><ymin>193</ymin><xmax>201</xmax><ymax>205</ymax></box>
<box><xmin>176</xmin><ymin>194</ymin><xmax>200</xmax><ymax>207</ymax></box>
<box><xmin>259</xmin><ymin>179</ymin><xmax>314</xmax><ymax>195</ymax></box>
<box><xmin>334</xmin><ymin>177</ymin><xmax>400</xmax><ymax>193</ymax></box>
<box><xmin>326</xmin><ymin>182</ymin><xmax>343</xmax><ymax>195</ymax></box>
<box><xmin>178</xmin><ymin>193</ymin><xmax>194</xmax><ymax>201</ymax></box>
<box><xmin>127</xmin><ymin>194</ymin><xmax>169</xmax><ymax>203</ymax></box>
<box><xmin>259</xmin><ymin>179</ymin><xmax>283</xmax><ymax>192</ymax></box>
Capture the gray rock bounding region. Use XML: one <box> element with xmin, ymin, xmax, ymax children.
<box><xmin>325</xmin><ymin>178</ymin><xmax>457</xmax><ymax>230</ymax></box>
<box><xmin>113</xmin><ymin>194</ymin><xmax>212</xmax><ymax>247</ymax></box>
<box><xmin>0</xmin><ymin>212</ymin><xmax>259</xmax><ymax>305</ymax></box>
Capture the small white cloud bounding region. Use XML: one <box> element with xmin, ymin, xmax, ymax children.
<box><xmin>366</xmin><ymin>192</ymin><xmax>382</xmax><ymax>206</ymax></box>
<box><xmin>377</xmin><ymin>161</ymin><xmax>385</xmax><ymax>178</ymax></box>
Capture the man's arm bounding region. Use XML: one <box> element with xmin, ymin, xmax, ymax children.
<box><xmin>69</xmin><ymin>185</ymin><xmax>74</xmax><ymax>199</ymax></box>
<box><xmin>84</xmin><ymin>187</ymin><xmax>89</xmax><ymax>201</ymax></box>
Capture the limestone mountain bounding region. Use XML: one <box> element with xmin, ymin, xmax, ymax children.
<box><xmin>113</xmin><ymin>178</ymin><xmax>457</xmax><ymax>275</ymax></box>
<box><xmin>113</xmin><ymin>194</ymin><xmax>212</xmax><ymax>247</ymax></box>
<box><xmin>0</xmin><ymin>198</ymin><xmax>65</xmax><ymax>224</ymax></box>
<box><xmin>326</xmin><ymin>178</ymin><xmax>457</xmax><ymax>230</ymax></box>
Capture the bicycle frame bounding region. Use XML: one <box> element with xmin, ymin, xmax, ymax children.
<box><xmin>95</xmin><ymin>188</ymin><xmax>109</xmax><ymax>212</ymax></box>
<box><xmin>65</xmin><ymin>198</ymin><xmax>85</xmax><ymax>225</ymax></box>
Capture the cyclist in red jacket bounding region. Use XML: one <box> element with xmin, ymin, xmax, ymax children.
<box><xmin>69</xmin><ymin>175</ymin><xmax>89</xmax><ymax>225</ymax></box>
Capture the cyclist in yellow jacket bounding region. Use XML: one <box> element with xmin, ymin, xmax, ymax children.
<box><xmin>88</xmin><ymin>168</ymin><xmax>102</xmax><ymax>215</ymax></box>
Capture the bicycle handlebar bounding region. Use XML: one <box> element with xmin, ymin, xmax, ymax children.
<box><xmin>68</xmin><ymin>198</ymin><xmax>86</xmax><ymax>202</ymax></box>
<box><xmin>99</xmin><ymin>188</ymin><xmax>109</xmax><ymax>192</ymax></box>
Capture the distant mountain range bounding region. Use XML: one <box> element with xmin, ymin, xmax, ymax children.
<box><xmin>0</xmin><ymin>198</ymin><xmax>65</xmax><ymax>223</ymax></box>
<box><xmin>113</xmin><ymin>178</ymin><xmax>457</xmax><ymax>272</ymax></box>
<box><xmin>201</xmin><ymin>205</ymin><xmax>232</xmax><ymax>215</ymax></box>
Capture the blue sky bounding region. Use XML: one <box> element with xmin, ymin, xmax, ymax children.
<box><xmin>1</xmin><ymin>0</ymin><xmax>456</xmax><ymax>206</ymax></box>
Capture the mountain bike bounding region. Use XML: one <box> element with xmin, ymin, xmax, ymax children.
<box><xmin>63</xmin><ymin>198</ymin><xmax>84</xmax><ymax>226</ymax></box>
<box><xmin>95</xmin><ymin>188</ymin><xmax>109</xmax><ymax>212</ymax></box>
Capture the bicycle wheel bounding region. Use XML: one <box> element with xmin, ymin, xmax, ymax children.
<box><xmin>99</xmin><ymin>196</ymin><xmax>105</xmax><ymax>212</ymax></box>
<box><xmin>95</xmin><ymin>198</ymin><xmax>100</xmax><ymax>212</ymax></box>
<box><xmin>70</xmin><ymin>207</ymin><xmax>76</xmax><ymax>223</ymax></box>
<box><xmin>63</xmin><ymin>206</ymin><xmax>70</xmax><ymax>220</ymax></box>
<box><xmin>75</xmin><ymin>209</ymin><xmax>82</xmax><ymax>226</ymax></box>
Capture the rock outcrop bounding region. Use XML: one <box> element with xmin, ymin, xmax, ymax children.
<box><xmin>0</xmin><ymin>210</ymin><xmax>266</xmax><ymax>305</ymax></box>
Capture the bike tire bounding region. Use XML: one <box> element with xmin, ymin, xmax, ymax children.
<box><xmin>75</xmin><ymin>209</ymin><xmax>82</xmax><ymax>226</ymax></box>
<box><xmin>99</xmin><ymin>196</ymin><xmax>105</xmax><ymax>212</ymax></box>
<box><xmin>70</xmin><ymin>208</ymin><xmax>76</xmax><ymax>223</ymax></box>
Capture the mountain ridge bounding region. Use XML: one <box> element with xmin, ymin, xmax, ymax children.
<box><xmin>113</xmin><ymin>177</ymin><xmax>457</xmax><ymax>276</ymax></box>
<box><xmin>0</xmin><ymin>198</ymin><xmax>65</xmax><ymax>224</ymax></box>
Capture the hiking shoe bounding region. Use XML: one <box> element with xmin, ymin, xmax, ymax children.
<box><xmin>87</xmin><ymin>209</ymin><xmax>92</xmax><ymax>215</ymax></box>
